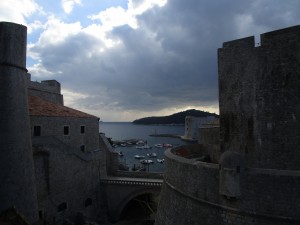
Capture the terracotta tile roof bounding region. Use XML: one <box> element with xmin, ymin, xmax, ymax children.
<box><xmin>29</xmin><ymin>95</ymin><xmax>98</xmax><ymax>118</ymax></box>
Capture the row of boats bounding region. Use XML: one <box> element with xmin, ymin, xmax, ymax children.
<box><xmin>135</xmin><ymin>143</ymin><xmax>173</xmax><ymax>149</ymax></box>
<box><xmin>134</xmin><ymin>153</ymin><xmax>165</xmax><ymax>164</ymax></box>
<box><xmin>111</xmin><ymin>137</ymin><xmax>174</xmax><ymax>149</ymax></box>
<box><xmin>114</xmin><ymin>140</ymin><xmax>170</xmax><ymax>165</ymax></box>
<box><xmin>139</xmin><ymin>158</ymin><xmax>165</xmax><ymax>164</ymax></box>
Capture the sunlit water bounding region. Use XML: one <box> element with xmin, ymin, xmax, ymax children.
<box><xmin>99</xmin><ymin>122</ymin><xmax>189</xmax><ymax>172</ymax></box>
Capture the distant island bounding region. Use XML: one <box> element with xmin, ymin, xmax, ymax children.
<box><xmin>132</xmin><ymin>109</ymin><xmax>219</xmax><ymax>125</ymax></box>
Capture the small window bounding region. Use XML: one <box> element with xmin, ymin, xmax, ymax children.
<box><xmin>80</xmin><ymin>145</ymin><xmax>85</xmax><ymax>152</ymax></box>
<box><xmin>63</xmin><ymin>126</ymin><xmax>69</xmax><ymax>135</ymax></box>
<box><xmin>57</xmin><ymin>202</ymin><xmax>67</xmax><ymax>212</ymax></box>
<box><xmin>80</xmin><ymin>125</ymin><xmax>85</xmax><ymax>134</ymax></box>
<box><xmin>85</xmin><ymin>198</ymin><xmax>92</xmax><ymax>207</ymax></box>
<box><xmin>34</xmin><ymin>126</ymin><xmax>41</xmax><ymax>136</ymax></box>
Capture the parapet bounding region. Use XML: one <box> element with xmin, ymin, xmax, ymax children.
<box><xmin>222</xmin><ymin>36</ymin><xmax>255</xmax><ymax>49</ymax></box>
<box><xmin>42</xmin><ymin>79</ymin><xmax>61</xmax><ymax>89</ymax></box>
<box><xmin>28</xmin><ymin>78</ymin><xmax>64</xmax><ymax>104</ymax></box>
<box><xmin>260</xmin><ymin>25</ymin><xmax>300</xmax><ymax>47</ymax></box>
<box><xmin>0</xmin><ymin>22</ymin><xmax>27</xmax><ymax>71</ymax></box>
<box><xmin>218</xmin><ymin>24</ymin><xmax>300</xmax><ymax>170</ymax></box>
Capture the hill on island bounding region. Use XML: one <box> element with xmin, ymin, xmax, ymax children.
<box><xmin>132</xmin><ymin>109</ymin><xmax>219</xmax><ymax>125</ymax></box>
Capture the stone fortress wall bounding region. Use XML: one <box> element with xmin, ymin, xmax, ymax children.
<box><xmin>28</xmin><ymin>76</ymin><xmax>64</xmax><ymax>105</ymax></box>
<box><xmin>0</xmin><ymin>22</ymin><xmax>109</xmax><ymax>225</ymax></box>
<box><xmin>155</xmin><ymin>25</ymin><xmax>300</xmax><ymax>225</ymax></box>
<box><xmin>218</xmin><ymin>25</ymin><xmax>300</xmax><ymax>170</ymax></box>
<box><xmin>0</xmin><ymin>22</ymin><xmax>39</xmax><ymax>224</ymax></box>
<box><xmin>156</xmin><ymin>146</ymin><xmax>300</xmax><ymax>225</ymax></box>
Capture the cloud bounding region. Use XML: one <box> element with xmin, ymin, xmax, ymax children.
<box><xmin>0</xmin><ymin>0</ymin><xmax>42</xmax><ymax>25</ymax></box>
<box><xmin>61</xmin><ymin>0</ymin><xmax>81</xmax><ymax>14</ymax></box>
<box><xmin>10</xmin><ymin>0</ymin><xmax>300</xmax><ymax>121</ymax></box>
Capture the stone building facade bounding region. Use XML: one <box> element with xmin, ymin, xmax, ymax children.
<box><xmin>28</xmin><ymin>82</ymin><xmax>106</xmax><ymax>224</ymax></box>
<box><xmin>0</xmin><ymin>22</ymin><xmax>108</xmax><ymax>225</ymax></box>
<box><xmin>155</xmin><ymin>25</ymin><xmax>300</xmax><ymax>225</ymax></box>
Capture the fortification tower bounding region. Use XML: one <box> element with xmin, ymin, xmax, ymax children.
<box><xmin>0</xmin><ymin>22</ymin><xmax>39</xmax><ymax>223</ymax></box>
<box><xmin>218</xmin><ymin>25</ymin><xmax>300</xmax><ymax>170</ymax></box>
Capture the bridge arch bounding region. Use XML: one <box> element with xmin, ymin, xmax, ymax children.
<box><xmin>101</xmin><ymin>177</ymin><xmax>163</xmax><ymax>222</ymax></box>
<box><xmin>114</xmin><ymin>189</ymin><xmax>160</xmax><ymax>221</ymax></box>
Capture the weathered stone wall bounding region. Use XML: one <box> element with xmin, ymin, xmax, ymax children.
<box><xmin>30</xmin><ymin>116</ymin><xmax>100</xmax><ymax>152</ymax></box>
<box><xmin>28</xmin><ymin>78</ymin><xmax>64</xmax><ymax>104</ymax></box>
<box><xmin>33</xmin><ymin>139</ymin><xmax>106</xmax><ymax>224</ymax></box>
<box><xmin>0</xmin><ymin>22</ymin><xmax>39</xmax><ymax>223</ymax></box>
<box><xmin>198</xmin><ymin>126</ymin><xmax>220</xmax><ymax>145</ymax></box>
<box><xmin>155</xmin><ymin>148</ymin><xmax>300</xmax><ymax>225</ymax></box>
<box><xmin>218</xmin><ymin>25</ymin><xmax>300</xmax><ymax>170</ymax></box>
<box><xmin>198</xmin><ymin>126</ymin><xmax>220</xmax><ymax>162</ymax></box>
<box><xmin>99</xmin><ymin>133</ymin><xmax>119</xmax><ymax>175</ymax></box>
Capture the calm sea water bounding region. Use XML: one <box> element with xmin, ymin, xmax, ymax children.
<box><xmin>99</xmin><ymin>122</ymin><xmax>189</xmax><ymax>172</ymax></box>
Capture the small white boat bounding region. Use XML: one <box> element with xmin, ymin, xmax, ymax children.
<box><xmin>134</xmin><ymin>155</ymin><xmax>145</xmax><ymax>159</ymax></box>
<box><xmin>115</xmin><ymin>150</ymin><xmax>123</xmax><ymax>156</ymax></box>
<box><xmin>136</xmin><ymin>140</ymin><xmax>146</xmax><ymax>145</ymax></box>
<box><xmin>157</xmin><ymin>158</ymin><xmax>165</xmax><ymax>163</ymax></box>
<box><xmin>140</xmin><ymin>159</ymin><xmax>154</xmax><ymax>164</ymax></box>
<box><xmin>147</xmin><ymin>153</ymin><xmax>157</xmax><ymax>158</ymax></box>
<box><xmin>163</xmin><ymin>143</ymin><xmax>173</xmax><ymax>148</ymax></box>
<box><xmin>154</xmin><ymin>144</ymin><xmax>163</xmax><ymax>148</ymax></box>
<box><xmin>136</xmin><ymin>145</ymin><xmax>152</xmax><ymax>149</ymax></box>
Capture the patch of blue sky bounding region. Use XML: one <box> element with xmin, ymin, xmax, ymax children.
<box><xmin>65</xmin><ymin>0</ymin><xmax>128</xmax><ymax>26</ymax></box>
<box><xmin>35</xmin><ymin>0</ymin><xmax>62</xmax><ymax>15</ymax></box>
<box><xmin>26</xmin><ymin>57</ymin><xmax>38</xmax><ymax>68</ymax></box>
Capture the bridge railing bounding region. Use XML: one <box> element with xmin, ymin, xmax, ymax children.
<box><xmin>114</xmin><ymin>170</ymin><xmax>164</xmax><ymax>179</ymax></box>
<box><xmin>101</xmin><ymin>178</ymin><xmax>163</xmax><ymax>187</ymax></box>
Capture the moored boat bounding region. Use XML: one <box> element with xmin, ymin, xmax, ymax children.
<box><xmin>136</xmin><ymin>144</ymin><xmax>152</xmax><ymax>149</ymax></box>
<box><xmin>147</xmin><ymin>153</ymin><xmax>157</xmax><ymax>158</ymax></box>
<box><xmin>140</xmin><ymin>159</ymin><xmax>154</xmax><ymax>164</ymax></box>
<box><xmin>134</xmin><ymin>155</ymin><xmax>145</xmax><ymax>159</ymax></box>
<box><xmin>163</xmin><ymin>143</ymin><xmax>173</xmax><ymax>148</ymax></box>
<box><xmin>157</xmin><ymin>158</ymin><xmax>165</xmax><ymax>163</ymax></box>
<box><xmin>154</xmin><ymin>144</ymin><xmax>163</xmax><ymax>148</ymax></box>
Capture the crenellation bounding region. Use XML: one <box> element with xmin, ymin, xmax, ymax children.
<box><xmin>260</xmin><ymin>25</ymin><xmax>300</xmax><ymax>47</ymax></box>
<box><xmin>28</xmin><ymin>78</ymin><xmax>63</xmax><ymax>104</ymax></box>
<box><xmin>155</xmin><ymin>24</ymin><xmax>300</xmax><ymax>225</ymax></box>
<box><xmin>222</xmin><ymin>36</ymin><xmax>255</xmax><ymax>49</ymax></box>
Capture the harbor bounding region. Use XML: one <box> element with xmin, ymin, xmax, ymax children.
<box><xmin>111</xmin><ymin>137</ymin><xmax>174</xmax><ymax>172</ymax></box>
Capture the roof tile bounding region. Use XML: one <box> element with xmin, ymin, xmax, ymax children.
<box><xmin>29</xmin><ymin>95</ymin><xmax>98</xmax><ymax>119</ymax></box>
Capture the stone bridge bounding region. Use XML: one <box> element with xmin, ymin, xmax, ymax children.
<box><xmin>101</xmin><ymin>174</ymin><xmax>163</xmax><ymax>221</ymax></box>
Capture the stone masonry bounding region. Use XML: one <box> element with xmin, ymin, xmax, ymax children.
<box><xmin>155</xmin><ymin>25</ymin><xmax>300</xmax><ymax>225</ymax></box>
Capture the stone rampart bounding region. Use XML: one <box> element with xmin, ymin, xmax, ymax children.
<box><xmin>155</xmin><ymin>147</ymin><xmax>300</xmax><ymax>225</ymax></box>
<box><xmin>0</xmin><ymin>22</ymin><xmax>39</xmax><ymax>223</ymax></box>
<box><xmin>28</xmin><ymin>78</ymin><xmax>63</xmax><ymax>104</ymax></box>
<box><xmin>218</xmin><ymin>25</ymin><xmax>300</xmax><ymax>170</ymax></box>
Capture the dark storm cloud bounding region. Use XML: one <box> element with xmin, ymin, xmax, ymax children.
<box><xmin>29</xmin><ymin>0</ymin><xmax>300</xmax><ymax>118</ymax></box>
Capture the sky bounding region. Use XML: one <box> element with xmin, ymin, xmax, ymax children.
<box><xmin>1</xmin><ymin>0</ymin><xmax>300</xmax><ymax>121</ymax></box>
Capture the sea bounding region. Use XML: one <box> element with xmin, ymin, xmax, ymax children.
<box><xmin>99</xmin><ymin>122</ymin><xmax>190</xmax><ymax>172</ymax></box>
